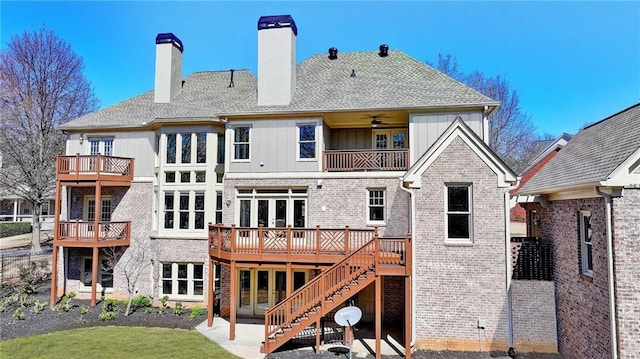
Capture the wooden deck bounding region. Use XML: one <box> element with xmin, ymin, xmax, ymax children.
<box><xmin>54</xmin><ymin>221</ymin><xmax>131</xmax><ymax>247</ymax></box>
<box><xmin>56</xmin><ymin>154</ymin><xmax>134</xmax><ymax>184</ymax></box>
<box><xmin>209</xmin><ymin>225</ymin><xmax>377</xmax><ymax>264</ymax></box>
<box><xmin>323</xmin><ymin>149</ymin><xmax>409</xmax><ymax>172</ymax></box>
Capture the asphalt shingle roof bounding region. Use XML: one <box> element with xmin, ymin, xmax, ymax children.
<box><xmin>60</xmin><ymin>50</ymin><xmax>497</xmax><ymax>130</ymax></box>
<box><xmin>518</xmin><ymin>103</ymin><xmax>640</xmax><ymax>194</ymax></box>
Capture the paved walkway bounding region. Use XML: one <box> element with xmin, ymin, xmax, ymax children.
<box><xmin>0</xmin><ymin>231</ymin><xmax>52</xmax><ymax>251</ymax></box>
<box><xmin>196</xmin><ymin>318</ymin><xmax>407</xmax><ymax>359</ymax></box>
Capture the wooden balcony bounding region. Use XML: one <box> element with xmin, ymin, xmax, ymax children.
<box><xmin>323</xmin><ymin>149</ymin><xmax>409</xmax><ymax>172</ymax></box>
<box><xmin>209</xmin><ymin>224</ymin><xmax>377</xmax><ymax>265</ymax></box>
<box><xmin>56</xmin><ymin>155</ymin><xmax>134</xmax><ymax>184</ymax></box>
<box><xmin>54</xmin><ymin>220</ymin><xmax>131</xmax><ymax>247</ymax></box>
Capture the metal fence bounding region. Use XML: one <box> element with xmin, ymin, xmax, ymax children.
<box><xmin>511</xmin><ymin>238</ymin><xmax>554</xmax><ymax>281</ymax></box>
<box><xmin>0</xmin><ymin>248</ymin><xmax>52</xmax><ymax>286</ymax></box>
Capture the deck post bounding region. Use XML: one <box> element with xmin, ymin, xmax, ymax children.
<box><xmin>207</xmin><ymin>258</ymin><xmax>214</xmax><ymax>327</ymax></box>
<box><xmin>375</xmin><ymin>274</ymin><xmax>382</xmax><ymax>359</ymax></box>
<box><xmin>90</xmin><ymin>246</ymin><xmax>99</xmax><ymax>306</ymax></box>
<box><xmin>229</xmin><ymin>261</ymin><xmax>236</xmax><ymax>340</ymax></box>
<box><xmin>405</xmin><ymin>275</ymin><xmax>411</xmax><ymax>359</ymax></box>
<box><xmin>316</xmin><ymin>318</ymin><xmax>321</xmax><ymax>352</ymax></box>
<box><xmin>50</xmin><ymin>244</ymin><xmax>58</xmax><ymax>304</ymax></box>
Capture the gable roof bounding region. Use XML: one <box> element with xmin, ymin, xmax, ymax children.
<box><xmin>59</xmin><ymin>50</ymin><xmax>498</xmax><ymax>130</ymax></box>
<box><xmin>519</xmin><ymin>132</ymin><xmax>572</xmax><ymax>176</ymax></box>
<box><xmin>403</xmin><ymin>118</ymin><xmax>516</xmax><ymax>188</ymax></box>
<box><xmin>518</xmin><ymin>103</ymin><xmax>640</xmax><ymax>195</ymax></box>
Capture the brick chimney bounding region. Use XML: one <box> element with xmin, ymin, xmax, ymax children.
<box><xmin>257</xmin><ymin>15</ymin><xmax>297</xmax><ymax>106</ymax></box>
<box><xmin>154</xmin><ymin>33</ymin><xmax>183</xmax><ymax>103</ymax></box>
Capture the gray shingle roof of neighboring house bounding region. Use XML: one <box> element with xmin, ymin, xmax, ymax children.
<box><xmin>518</xmin><ymin>103</ymin><xmax>640</xmax><ymax>194</ymax></box>
<box><xmin>59</xmin><ymin>50</ymin><xmax>498</xmax><ymax>130</ymax></box>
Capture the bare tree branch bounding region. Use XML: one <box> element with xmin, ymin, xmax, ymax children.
<box><xmin>0</xmin><ymin>26</ymin><xmax>98</xmax><ymax>252</ymax></box>
<box><xmin>433</xmin><ymin>53</ymin><xmax>539</xmax><ymax>174</ymax></box>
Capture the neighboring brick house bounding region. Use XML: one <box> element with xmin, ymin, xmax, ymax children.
<box><xmin>510</xmin><ymin>133</ymin><xmax>571</xmax><ymax>235</ymax></box>
<box><xmin>517</xmin><ymin>103</ymin><xmax>640</xmax><ymax>359</ymax></box>
<box><xmin>49</xmin><ymin>14</ymin><xmax>554</xmax><ymax>357</ymax></box>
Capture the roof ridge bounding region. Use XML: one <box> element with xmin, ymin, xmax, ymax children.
<box><xmin>584</xmin><ymin>102</ymin><xmax>640</xmax><ymax>130</ymax></box>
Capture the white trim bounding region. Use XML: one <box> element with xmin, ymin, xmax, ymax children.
<box><xmin>366</xmin><ymin>188</ymin><xmax>386</xmax><ymax>226</ymax></box>
<box><xmin>601</xmin><ymin>146</ymin><xmax>640</xmax><ymax>186</ymax></box>
<box><xmin>296</xmin><ymin>122</ymin><xmax>319</xmax><ymax>161</ymax></box>
<box><xmin>444</xmin><ymin>183</ymin><xmax>473</xmax><ymax>244</ymax></box>
<box><xmin>579</xmin><ymin>210</ymin><xmax>593</xmax><ymax>277</ymax></box>
<box><xmin>160</xmin><ymin>262</ymin><xmax>205</xmax><ymax>300</ymax></box>
<box><xmin>231</xmin><ymin>125</ymin><xmax>251</xmax><ymax>162</ymax></box>
<box><xmin>79</xmin><ymin>255</ymin><xmax>114</xmax><ymax>293</ymax></box>
<box><xmin>225</xmin><ymin>171</ymin><xmax>406</xmax><ymax>180</ymax></box>
<box><xmin>403</xmin><ymin>118</ymin><xmax>516</xmax><ymax>188</ymax></box>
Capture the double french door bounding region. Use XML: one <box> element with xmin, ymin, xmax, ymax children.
<box><xmin>238</xmin><ymin>195</ymin><xmax>306</xmax><ymax>228</ymax></box>
<box><xmin>237</xmin><ymin>268</ymin><xmax>309</xmax><ymax>316</ymax></box>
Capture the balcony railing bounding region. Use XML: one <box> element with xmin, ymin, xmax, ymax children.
<box><xmin>209</xmin><ymin>224</ymin><xmax>376</xmax><ymax>264</ymax></box>
<box><xmin>56</xmin><ymin>155</ymin><xmax>134</xmax><ymax>182</ymax></box>
<box><xmin>55</xmin><ymin>220</ymin><xmax>131</xmax><ymax>247</ymax></box>
<box><xmin>323</xmin><ymin>149</ymin><xmax>409</xmax><ymax>172</ymax></box>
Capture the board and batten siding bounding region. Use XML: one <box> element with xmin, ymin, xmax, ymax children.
<box><xmin>328</xmin><ymin>128</ymin><xmax>373</xmax><ymax>150</ymax></box>
<box><xmin>65</xmin><ymin>131</ymin><xmax>156</xmax><ymax>177</ymax></box>
<box><xmin>410</xmin><ymin>111</ymin><xmax>484</xmax><ymax>165</ymax></box>
<box><xmin>228</xmin><ymin>118</ymin><xmax>323</xmax><ymax>173</ymax></box>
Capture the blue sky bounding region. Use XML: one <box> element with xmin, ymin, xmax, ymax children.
<box><xmin>1</xmin><ymin>1</ymin><xmax>638</xmax><ymax>137</ymax></box>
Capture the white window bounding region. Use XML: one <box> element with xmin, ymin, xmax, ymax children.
<box><xmin>163</xmin><ymin>191</ymin><xmax>206</xmax><ymax>231</ymax></box>
<box><xmin>166</xmin><ymin>134</ymin><xmax>176</xmax><ymax>164</ymax></box>
<box><xmin>215</xmin><ymin>191</ymin><xmax>223</xmax><ymax>224</ymax></box>
<box><xmin>89</xmin><ymin>137</ymin><xmax>114</xmax><ymax>156</ymax></box>
<box><xmin>233</xmin><ymin>126</ymin><xmax>250</xmax><ymax>161</ymax></box>
<box><xmin>445</xmin><ymin>184</ymin><xmax>472</xmax><ymax>243</ymax></box>
<box><xmin>40</xmin><ymin>202</ymin><xmax>50</xmax><ymax>216</ymax></box>
<box><xmin>579</xmin><ymin>210</ymin><xmax>593</xmax><ymax>276</ymax></box>
<box><xmin>161</xmin><ymin>263</ymin><xmax>204</xmax><ymax>298</ymax></box>
<box><xmin>367</xmin><ymin>189</ymin><xmax>385</xmax><ymax>224</ymax></box>
<box><xmin>84</xmin><ymin>196</ymin><xmax>112</xmax><ymax>222</ymax></box>
<box><xmin>80</xmin><ymin>256</ymin><xmax>114</xmax><ymax>290</ymax></box>
<box><xmin>297</xmin><ymin>123</ymin><xmax>316</xmax><ymax>160</ymax></box>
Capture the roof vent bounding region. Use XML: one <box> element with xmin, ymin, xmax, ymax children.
<box><xmin>328</xmin><ymin>47</ymin><xmax>338</xmax><ymax>60</ymax></box>
<box><xmin>378</xmin><ymin>44</ymin><xmax>389</xmax><ymax>57</ymax></box>
<box><xmin>350</xmin><ymin>69</ymin><xmax>356</xmax><ymax>78</ymax></box>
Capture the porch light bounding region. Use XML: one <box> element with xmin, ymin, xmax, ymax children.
<box><xmin>79</xmin><ymin>133</ymin><xmax>84</xmax><ymax>144</ymax></box>
<box><xmin>226</xmin><ymin>197</ymin><xmax>231</xmax><ymax>207</ymax></box>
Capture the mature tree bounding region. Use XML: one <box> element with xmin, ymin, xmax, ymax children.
<box><xmin>0</xmin><ymin>27</ymin><xmax>98</xmax><ymax>252</ymax></box>
<box><xmin>434</xmin><ymin>54</ymin><xmax>538</xmax><ymax>174</ymax></box>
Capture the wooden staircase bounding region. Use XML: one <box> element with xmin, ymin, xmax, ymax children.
<box><xmin>260</xmin><ymin>236</ymin><xmax>410</xmax><ymax>354</ymax></box>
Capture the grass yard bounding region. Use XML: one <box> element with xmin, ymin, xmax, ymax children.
<box><xmin>0</xmin><ymin>326</ymin><xmax>241</xmax><ymax>359</ymax></box>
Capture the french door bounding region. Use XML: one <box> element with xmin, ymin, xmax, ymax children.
<box><xmin>258</xmin><ymin>199</ymin><xmax>287</xmax><ymax>227</ymax></box>
<box><xmin>372</xmin><ymin>129</ymin><xmax>407</xmax><ymax>168</ymax></box>
<box><xmin>238</xmin><ymin>268</ymin><xmax>304</xmax><ymax>316</ymax></box>
<box><xmin>238</xmin><ymin>196</ymin><xmax>306</xmax><ymax>228</ymax></box>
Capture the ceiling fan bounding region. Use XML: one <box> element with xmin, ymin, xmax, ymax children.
<box><xmin>369</xmin><ymin>115</ymin><xmax>390</xmax><ymax>128</ymax></box>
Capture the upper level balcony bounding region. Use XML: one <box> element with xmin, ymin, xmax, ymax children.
<box><xmin>323</xmin><ymin>149</ymin><xmax>409</xmax><ymax>172</ymax></box>
<box><xmin>56</xmin><ymin>155</ymin><xmax>134</xmax><ymax>184</ymax></box>
<box><xmin>55</xmin><ymin>220</ymin><xmax>131</xmax><ymax>248</ymax></box>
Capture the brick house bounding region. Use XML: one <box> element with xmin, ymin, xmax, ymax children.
<box><xmin>517</xmin><ymin>103</ymin><xmax>640</xmax><ymax>359</ymax></box>
<box><xmin>50</xmin><ymin>14</ymin><xmax>532</xmax><ymax>357</ymax></box>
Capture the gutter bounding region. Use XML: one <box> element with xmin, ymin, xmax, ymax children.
<box><xmin>596</xmin><ymin>186</ymin><xmax>619</xmax><ymax>359</ymax></box>
<box><xmin>504</xmin><ymin>191</ymin><xmax>515</xmax><ymax>357</ymax></box>
<box><xmin>398</xmin><ymin>179</ymin><xmax>416</xmax><ymax>348</ymax></box>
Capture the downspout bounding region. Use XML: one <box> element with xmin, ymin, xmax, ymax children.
<box><xmin>596</xmin><ymin>186</ymin><xmax>618</xmax><ymax>359</ymax></box>
<box><xmin>504</xmin><ymin>191</ymin><xmax>515</xmax><ymax>356</ymax></box>
<box><xmin>399</xmin><ymin>178</ymin><xmax>416</xmax><ymax>348</ymax></box>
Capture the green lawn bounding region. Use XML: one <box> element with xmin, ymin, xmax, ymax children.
<box><xmin>0</xmin><ymin>326</ymin><xmax>241</xmax><ymax>359</ymax></box>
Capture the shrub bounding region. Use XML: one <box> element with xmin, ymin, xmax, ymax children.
<box><xmin>0</xmin><ymin>296</ymin><xmax>12</xmax><ymax>312</ymax></box>
<box><xmin>60</xmin><ymin>292</ymin><xmax>76</xmax><ymax>312</ymax></box>
<box><xmin>99</xmin><ymin>310</ymin><xmax>116</xmax><ymax>321</ymax></box>
<box><xmin>188</xmin><ymin>306</ymin><xmax>205</xmax><ymax>321</ymax></box>
<box><xmin>31</xmin><ymin>299</ymin><xmax>47</xmax><ymax>314</ymax></box>
<box><xmin>80</xmin><ymin>305</ymin><xmax>89</xmax><ymax>315</ymax></box>
<box><xmin>0</xmin><ymin>222</ymin><xmax>31</xmax><ymax>238</ymax></box>
<box><xmin>100</xmin><ymin>298</ymin><xmax>120</xmax><ymax>321</ymax></box>
<box><xmin>131</xmin><ymin>295</ymin><xmax>151</xmax><ymax>309</ymax></box>
<box><xmin>157</xmin><ymin>295</ymin><xmax>169</xmax><ymax>315</ymax></box>
<box><xmin>144</xmin><ymin>307</ymin><xmax>153</xmax><ymax>314</ymax></box>
<box><xmin>11</xmin><ymin>260</ymin><xmax>49</xmax><ymax>294</ymax></box>
<box><xmin>174</xmin><ymin>302</ymin><xmax>184</xmax><ymax>315</ymax></box>
<box><xmin>12</xmin><ymin>307</ymin><xmax>26</xmax><ymax>320</ymax></box>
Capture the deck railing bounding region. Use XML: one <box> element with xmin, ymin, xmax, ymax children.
<box><xmin>323</xmin><ymin>149</ymin><xmax>409</xmax><ymax>172</ymax></box>
<box><xmin>209</xmin><ymin>225</ymin><xmax>375</xmax><ymax>263</ymax></box>
<box><xmin>56</xmin><ymin>155</ymin><xmax>134</xmax><ymax>181</ymax></box>
<box><xmin>262</xmin><ymin>234</ymin><xmax>411</xmax><ymax>352</ymax></box>
<box><xmin>56</xmin><ymin>220</ymin><xmax>131</xmax><ymax>245</ymax></box>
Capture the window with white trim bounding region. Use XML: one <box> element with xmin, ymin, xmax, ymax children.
<box><xmin>164</xmin><ymin>191</ymin><xmax>206</xmax><ymax>231</ymax></box>
<box><xmin>165</xmin><ymin>132</ymin><xmax>207</xmax><ymax>164</ymax></box>
<box><xmin>579</xmin><ymin>210</ymin><xmax>593</xmax><ymax>276</ymax></box>
<box><xmin>161</xmin><ymin>263</ymin><xmax>204</xmax><ymax>298</ymax></box>
<box><xmin>215</xmin><ymin>191</ymin><xmax>223</xmax><ymax>224</ymax></box>
<box><xmin>40</xmin><ymin>202</ymin><xmax>50</xmax><ymax>216</ymax></box>
<box><xmin>446</xmin><ymin>184</ymin><xmax>472</xmax><ymax>242</ymax></box>
<box><xmin>89</xmin><ymin>137</ymin><xmax>114</xmax><ymax>156</ymax></box>
<box><xmin>297</xmin><ymin>123</ymin><xmax>316</xmax><ymax>160</ymax></box>
<box><xmin>367</xmin><ymin>189</ymin><xmax>385</xmax><ymax>224</ymax></box>
<box><xmin>233</xmin><ymin>126</ymin><xmax>250</xmax><ymax>161</ymax></box>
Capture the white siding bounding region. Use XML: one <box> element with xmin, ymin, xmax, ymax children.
<box><xmin>410</xmin><ymin>111</ymin><xmax>483</xmax><ymax>164</ymax></box>
<box><xmin>228</xmin><ymin>117</ymin><xmax>322</xmax><ymax>173</ymax></box>
<box><xmin>65</xmin><ymin>131</ymin><xmax>156</xmax><ymax>177</ymax></box>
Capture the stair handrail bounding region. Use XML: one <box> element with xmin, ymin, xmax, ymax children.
<box><xmin>263</xmin><ymin>237</ymin><xmax>378</xmax><ymax>343</ymax></box>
